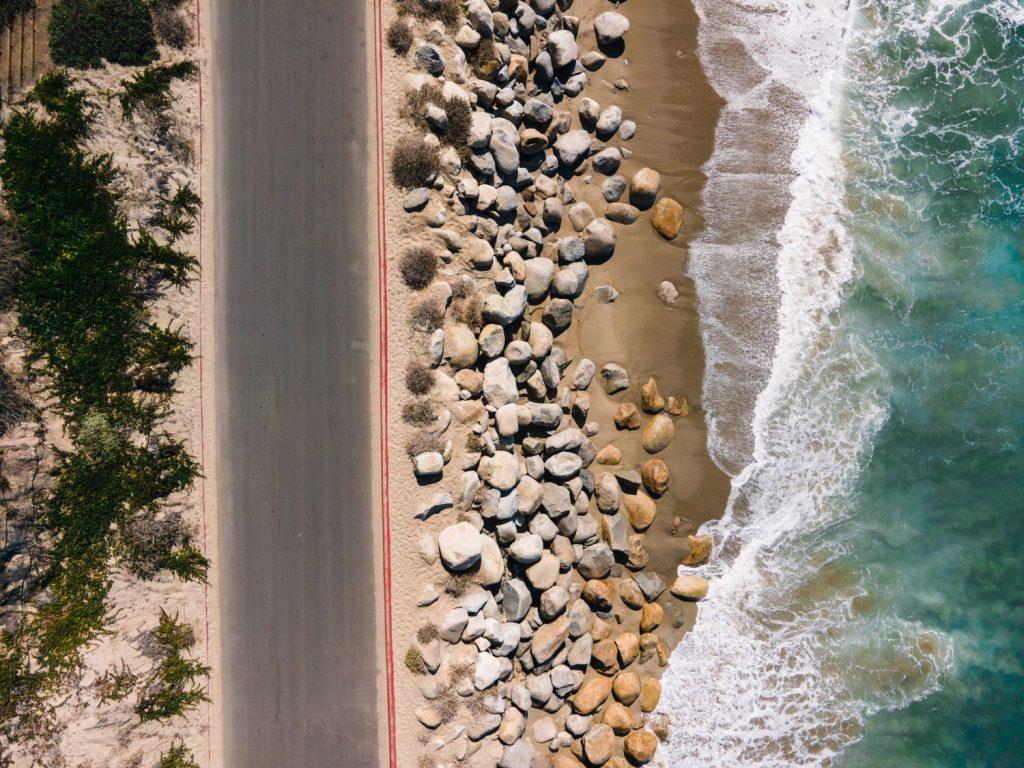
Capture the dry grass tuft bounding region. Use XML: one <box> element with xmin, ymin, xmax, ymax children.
<box><xmin>405</xmin><ymin>430</ymin><xmax>444</xmax><ymax>458</ymax></box>
<box><xmin>386</xmin><ymin>18</ymin><xmax>414</xmax><ymax>54</ymax></box>
<box><xmin>405</xmin><ymin>361</ymin><xmax>436</xmax><ymax>395</ymax></box>
<box><xmin>392</xmin><ymin>138</ymin><xmax>440</xmax><ymax>189</ymax></box>
<box><xmin>402</xmin><ymin>400</ymin><xmax>437</xmax><ymax>426</ymax></box>
<box><xmin>399</xmin><ymin>247</ymin><xmax>439</xmax><ymax>290</ymax></box>
<box><xmin>409</xmin><ymin>299</ymin><xmax>444</xmax><ymax>332</ymax></box>
<box><xmin>416</xmin><ymin>623</ymin><xmax>440</xmax><ymax>643</ymax></box>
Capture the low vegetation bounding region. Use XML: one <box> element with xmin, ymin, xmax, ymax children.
<box><xmin>409</xmin><ymin>299</ymin><xmax>444</xmax><ymax>332</ymax></box>
<box><xmin>405</xmin><ymin>431</ymin><xmax>443</xmax><ymax>458</ymax></box>
<box><xmin>151</xmin><ymin>1</ymin><xmax>191</xmax><ymax>50</ymax></box>
<box><xmin>0</xmin><ymin>72</ymin><xmax>206</xmax><ymax>737</ymax></box>
<box><xmin>119</xmin><ymin>60</ymin><xmax>198</xmax><ymax>121</ymax></box>
<box><xmin>50</xmin><ymin>0</ymin><xmax>157</xmax><ymax>69</ymax></box>
<box><xmin>406</xmin><ymin>84</ymin><xmax>472</xmax><ymax>150</ymax></box>
<box><xmin>403</xmin><ymin>646</ymin><xmax>428</xmax><ymax>676</ymax></box>
<box><xmin>399</xmin><ymin>246</ymin><xmax>439</xmax><ymax>290</ymax></box>
<box><xmin>402</xmin><ymin>400</ymin><xmax>436</xmax><ymax>426</ymax></box>
<box><xmin>405</xmin><ymin>361</ymin><xmax>435</xmax><ymax>395</ymax></box>
<box><xmin>395</xmin><ymin>0</ymin><xmax>460</xmax><ymax>30</ymax></box>
<box><xmin>391</xmin><ymin>137</ymin><xmax>439</xmax><ymax>190</ymax></box>
<box><xmin>135</xmin><ymin>610</ymin><xmax>210</xmax><ymax>722</ymax></box>
<box><xmin>158</xmin><ymin>742</ymin><xmax>200</xmax><ymax>768</ymax></box>
<box><xmin>386</xmin><ymin>18</ymin><xmax>413</xmax><ymax>55</ymax></box>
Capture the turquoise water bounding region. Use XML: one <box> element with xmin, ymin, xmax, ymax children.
<box><xmin>661</xmin><ymin>1</ymin><xmax>1024</xmax><ymax>764</ymax></box>
<box><xmin>836</xmin><ymin>1</ymin><xmax>1024</xmax><ymax>764</ymax></box>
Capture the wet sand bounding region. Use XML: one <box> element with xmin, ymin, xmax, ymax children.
<box><xmin>561</xmin><ymin>0</ymin><xmax>732</xmax><ymax>641</ymax></box>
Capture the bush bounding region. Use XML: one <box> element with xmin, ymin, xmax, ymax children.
<box><xmin>403</xmin><ymin>646</ymin><xmax>427</xmax><ymax>675</ymax></box>
<box><xmin>405</xmin><ymin>84</ymin><xmax>472</xmax><ymax>150</ymax></box>
<box><xmin>409</xmin><ymin>300</ymin><xmax>443</xmax><ymax>332</ymax></box>
<box><xmin>159</xmin><ymin>742</ymin><xmax>199</xmax><ymax>768</ymax></box>
<box><xmin>405</xmin><ymin>430</ymin><xmax>443</xmax><ymax>458</ymax></box>
<box><xmin>396</xmin><ymin>0</ymin><xmax>460</xmax><ymax>29</ymax></box>
<box><xmin>152</xmin><ymin>5</ymin><xmax>191</xmax><ymax>49</ymax></box>
<box><xmin>385</xmin><ymin>18</ymin><xmax>413</xmax><ymax>55</ymax></box>
<box><xmin>402</xmin><ymin>400</ymin><xmax>435</xmax><ymax>426</ymax></box>
<box><xmin>135</xmin><ymin>610</ymin><xmax>210</xmax><ymax>722</ymax></box>
<box><xmin>50</xmin><ymin>0</ymin><xmax>157</xmax><ymax>69</ymax></box>
<box><xmin>452</xmin><ymin>293</ymin><xmax>482</xmax><ymax>330</ymax></box>
<box><xmin>416</xmin><ymin>623</ymin><xmax>439</xmax><ymax>643</ymax></box>
<box><xmin>0</xmin><ymin>364</ymin><xmax>28</xmax><ymax>437</ymax></box>
<box><xmin>398</xmin><ymin>246</ymin><xmax>438</xmax><ymax>290</ymax></box>
<box><xmin>466</xmin><ymin>37</ymin><xmax>498</xmax><ymax>80</ymax></box>
<box><xmin>405</xmin><ymin>361</ymin><xmax>435</xmax><ymax>395</ymax></box>
<box><xmin>391</xmin><ymin>138</ymin><xmax>439</xmax><ymax>190</ymax></box>
<box><xmin>0</xmin><ymin>214</ymin><xmax>25</xmax><ymax>310</ymax></box>
<box><xmin>119</xmin><ymin>60</ymin><xmax>198</xmax><ymax>121</ymax></box>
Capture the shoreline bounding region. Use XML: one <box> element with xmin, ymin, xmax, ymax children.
<box><xmin>379</xmin><ymin>0</ymin><xmax>732</xmax><ymax>764</ymax></box>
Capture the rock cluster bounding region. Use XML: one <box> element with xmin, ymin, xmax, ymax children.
<box><xmin>391</xmin><ymin>0</ymin><xmax>716</xmax><ymax>764</ymax></box>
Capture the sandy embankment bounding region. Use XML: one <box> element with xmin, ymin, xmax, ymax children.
<box><xmin>377</xmin><ymin>0</ymin><xmax>730</xmax><ymax>763</ymax></box>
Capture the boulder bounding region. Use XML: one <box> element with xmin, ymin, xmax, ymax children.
<box><xmin>478</xmin><ymin>536</ymin><xmax>504</xmax><ymax>585</ymax></box>
<box><xmin>498</xmin><ymin>739</ymin><xmax>536</xmax><ymax>768</ymax></box>
<box><xmin>642</xmin><ymin>414</ymin><xmax>675</xmax><ymax>453</ymax></box>
<box><xmin>524</xmin><ymin>257</ymin><xmax>555</xmax><ymax>302</ymax></box>
<box><xmin>545</xmin><ymin>451</ymin><xmax>582</xmax><ymax>480</ymax></box>
<box><xmin>568</xmin><ymin>202</ymin><xmax>596</xmax><ymax>232</ymax></box>
<box><xmin>413</xmin><ymin>43</ymin><xmax>445</xmax><ymax>75</ymax></box>
<box><xmin>547</xmin><ymin>29</ymin><xmax>580</xmax><ymax>68</ymax></box>
<box><xmin>623</xmin><ymin>730</ymin><xmax>659</xmax><ymax>764</ymax></box>
<box><xmin>651</xmin><ymin>197</ymin><xmax>684</xmax><ymax>239</ymax></box>
<box><xmin>554</xmin><ymin>129</ymin><xmax>592</xmax><ymax>166</ymax></box>
<box><xmin>640</xmin><ymin>377</ymin><xmax>665</xmax><ymax>413</ymax></box>
<box><xmin>499</xmin><ymin>708</ymin><xmax>526</xmax><ymax>745</ymax></box>
<box><xmin>567</xmin><ymin>599</ymin><xmax>593</xmax><ymax>637</ymax></box>
<box><xmin>639</xmin><ymin>602</ymin><xmax>663</xmax><ymax>633</ymax></box>
<box><xmin>594</xmin><ymin>11</ymin><xmax>630</xmax><ymax>46</ymax></box>
<box><xmin>615</xmin><ymin>632</ymin><xmax>640</xmax><ymax>667</ymax></box>
<box><xmin>445</xmin><ymin>324</ymin><xmax>479</xmax><ymax>369</ymax></box>
<box><xmin>438</xmin><ymin>523</ymin><xmax>484</xmax><ymax>571</ymax></box>
<box><xmin>413</xmin><ymin>452</ymin><xmax>444</xmax><ymax>478</ymax></box>
<box><xmin>582</xmin><ymin>218</ymin><xmax>616</xmax><ymax>260</ymax></box>
<box><xmin>605</xmin><ymin>202</ymin><xmax>639</xmax><ymax>224</ymax></box>
<box><xmin>613</xmin><ymin>403</ymin><xmax>641</xmax><ymax>430</ymax></box>
<box><xmin>595</xmin><ymin>472</ymin><xmax>621</xmax><ymax>512</ymax></box>
<box><xmin>602</xmin><ymin>701</ymin><xmax>633</xmax><ymax>735</ymax></box>
<box><xmin>441</xmin><ymin>607</ymin><xmax>470</xmax><ymax>643</ymax></box>
<box><xmin>414</xmin><ymin>491</ymin><xmax>453</xmax><ymax>521</ymax></box>
<box><xmin>683</xmin><ymin>533</ymin><xmax>714</xmax><ymax>566</ymax></box>
<box><xmin>630</xmin><ymin>167</ymin><xmax>660</xmax><ymax>208</ymax></box>
<box><xmin>595</xmin><ymin>444</ymin><xmax>622</xmax><ymax>465</ymax></box>
<box><xmin>509</xmin><ymin>532</ymin><xmax>544</xmax><ymax>564</ymax></box>
<box><xmin>633</xmin><ymin>572</ymin><xmax>666</xmax><ymax>602</ymax></box>
<box><xmin>531</xmin><ymin>615</ymin><xmax>570</xmax><ymax>664</ymax></box>
<box><xmin>640</xmin><ymin>459</ymin><xmax>670</xmax><ymax>496</ymax></box>
<box><xmin>583</xmin><ymin>723</ymin><xmax>615</xmax><ymax>766</ymax></box>
<box><xmin>600</xmin><ymin>363</ymin><xmax>630</xmax><ymax>394</ymax></box>
<box><xmin>480</xmin><ymin>451</ymin><xmax>520</xmax><ymax>491</ymax></box>
<box><xmin>502</xmin><ymin>578</ymin><xmax>533</xmax><ymax>621</ymax></box>
<box><xmin>475</xmin><ymin>651</ymin><xmax>502</xmax><ymax>690</ymax></box>
<box><xmin>671</xmin><ymin>574</ymin><xmax>710</xmax><ymax>600</ymax></box>
<box><xmin>525</xmin><ymin>552</ymin><xmax>560</xmax><ymax>591</ymax></box>
<box><xmin>596</xmin><ymin>105</ymin><xmax>623</xmax><ymax>138</ymax></box>
<box><xmin>667</xmin><ymin>395</ymin><xmax>691</xmax><ymax>416</ymax></box>
<box><xmin>483</xmin><ymin>357</ymin><xmax>519</xmax><ymax>408</ymax></box>
<box><xmin>639</xmin><ymin>676</ymin><xmax>661</xmax><ymax>712</ymax></box>
<box><xmin>656</xmin><ymin>280</ymin><xmax>678</xmax><ymax>305</ymax></box>
<box><xmin>590</xmin><ymin>147</ymin><xmax>621</xmax><ymax>176</ymax></box>
<box><xmin>617</xmin><ymin>579</ymin><xmax>645</xmax><ymax>610</ymax></box>
<box><xmin>577</xmin><ymin>543</ymin><xmax>614</xmax><ymax>580</ymax></box>
<box><xmin>613</xmin><ymin>670</ymin><xmax>641</xmax><ymax>705</ymax></box>
<box><xmin>572</xmin><ymin>675</ymin><xmax>613</xmax><ymax>714</ymax></box>
<box><xmin>622</xmin><ymin>491</ymin><xmax>656</xmax><ymax>531</ymax></box>
<box><xmin>543</xmin><ymin>298</ymin><xmax>574</xmax><ymax>335</ymax></box>
<box><xmin>582</xmin><ymin>579</ymin><xmax>615</xmax><ymax>611</ymax></box>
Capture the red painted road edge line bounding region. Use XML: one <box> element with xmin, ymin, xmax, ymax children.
<box><xmin>373</xmin><ymin>0</ymin><xmax>399</xmax><ymax>766</ymax></box>
<box><xmin>193</xmin><ymin>1</ymin><xmax>213</xmax><ymax>765</ymax></box>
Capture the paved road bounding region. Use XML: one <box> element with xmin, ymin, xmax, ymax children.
<box><xmin>212</xmin><ymin>2</ymin><xmax>377</xmax><ymax>766</ymax></box>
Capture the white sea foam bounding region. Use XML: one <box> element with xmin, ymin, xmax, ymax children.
<box><xmin>663</xmin><ymin>0</ymin><xmax>953</xmax><ymax>765</ymax></box>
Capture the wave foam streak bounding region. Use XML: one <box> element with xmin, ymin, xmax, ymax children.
<box><xmin>664</xmin><ymin>0</ymin><xmax>955</xmax><ymax>764</ymax></box>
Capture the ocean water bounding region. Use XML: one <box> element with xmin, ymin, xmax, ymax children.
<box><xmin>663</xmin><ymin>0</ymin><xmax>1024</xmax><ymax>766</ymax></box>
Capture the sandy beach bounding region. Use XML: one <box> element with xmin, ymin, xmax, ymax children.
<box><xmin>378</xmin><ymin>0</ymin><xmax>731</xmax><ymax>763</ymax></box>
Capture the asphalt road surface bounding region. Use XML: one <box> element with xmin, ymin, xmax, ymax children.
<box><xmin>213</xmin><ymin>2</ymin><xmax>377</xmax><ymax>766</ymax></box>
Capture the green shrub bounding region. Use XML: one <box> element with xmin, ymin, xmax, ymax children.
<box><xmin>0</xmin><ymin>0</ymin><xmax>34</xmax><ymax>33</ymax></box>
<box><xmin>396</xmin><ymin>0</ymin><xmax>460</xmax><ymax>30</ymax></box>
<box><xmin>391</xmin><ymin>138</ymin><xmax>438</xmax><ymax>190</ymax></box>
<box><xmin>0</xmin><ymin>363</ymin><xmax>28</xmax><ymax>437</ymax></box>
<box><xmin>119</xmin><ymin>60</ymin><xmax>197</xmax><ymax>120</ymax></box>
<box><xmin>96</xmin><ymin>659</ymin><xmax>138</xmax><ymax>703</ymax></box>
<box><xmin>159</xmin><ymin>742</ymin><xmax>200</xmax><ymax>768</ymax></box>
<box><xmin>50</xmin><ymin>0</ymin><xmax>157</xmax><ymax>68</ymax></box>
<box><xmin>403</xmin><ymin>646</ymin><xmax>427</xmax><ymax>675</ymax></box>
<box><xmin>135</xmin><ymin>610</ymin><xmax>210</xmax><ymax>722</ymax></box>
<box><xmin>0</xmin><ymin>72</ymin><xmax>205</xmax><ymax>705</ymax></box>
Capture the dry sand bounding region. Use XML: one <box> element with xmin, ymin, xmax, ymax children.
<box><xmin>378</xmin><ymin>0</ymin><xmax>730</xmax><ymax>764</ymax></box>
